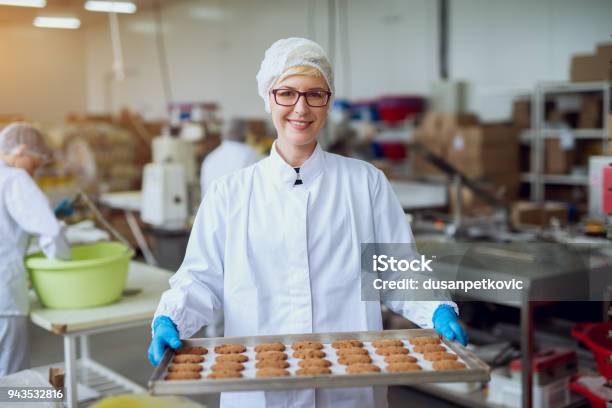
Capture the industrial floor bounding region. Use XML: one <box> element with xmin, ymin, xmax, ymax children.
<box><xmin>28</xmin><ymin>322</ymin><xmax>460</xmax><ymax>407</ymax></box>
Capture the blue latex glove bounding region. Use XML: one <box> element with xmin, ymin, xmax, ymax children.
<box><xmin>433</xmin><ymin>305</ymin><xmax>468</xmax><ymax>346</ymax></box>
<box><xmin>148</xmin><ymin>316</ymin><xmax>182</xmax><ymax>366</ymax></box>
<box><xmin>54</xmin><ymin>198</ymin><xmax>75</xmax><ymax>217</ymax></box>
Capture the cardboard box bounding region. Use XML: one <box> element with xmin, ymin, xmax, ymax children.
<box><xmin>421</xmin><ymin>112</ymin><xmax>479</xmax><ymax>134</ymax></box>
<box><xmin>578</xmin><ymin>94</ymin><xmax>602</xmax><ymax>128</ymax></box>
<box><xmin>446</xmin><ymin>125</ymin><xmax>520</xmax><ymax>178</ymax></box>
<box><xmin>412</xmin><ymin>129</ymin><xmax>449</xmax><ymax>176</ymax></box>
<box><xmin>449</xmin><ymin>175</ymin><xmax>519</xmax><ymax>216</ymax></box>
<box><xmin>511</xmin><ymin>201</ymin><xmax>568</xmax><ymax>227</ymax></box>
<box><xmin>570</xmin><ymin>53</ymin><xmax>611</xmax><ymax>82</ymax></box>
<box><xmin>512</xmin><ymin>99</ymin><xmax>531</xmax><ymax>129</ymax></box>
<box><xmin>596</xmin><ymin>42</ymin><xmax>612</xmax><ymax>60</ymax></box>
<box><xmin>545</xmin><ymin>138</ymin><xmax>574</xmax><ymax>174</ymax></box>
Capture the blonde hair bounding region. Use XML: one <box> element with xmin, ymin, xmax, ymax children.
<box><xmin>278</xmin><ymin>65</ymin><xmax>324</xmax><ymax>82</ymax></box>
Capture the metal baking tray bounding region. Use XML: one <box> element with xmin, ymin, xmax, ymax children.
<box><xmin>148</xmin><ymin>329</ymin><xmax>490</xmax><ymax>395</ymax></box>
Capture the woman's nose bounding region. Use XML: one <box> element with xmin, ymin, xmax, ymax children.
<box><xmin>293</xmin><ymin>94</ymin><xmax>310</xmax><ymax>114</ymax></box>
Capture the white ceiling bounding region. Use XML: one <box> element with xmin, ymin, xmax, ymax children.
<box><xmin>0</xmin><ymin>0</ymin><xmax>176</xmax><ymax>28</ymax></box>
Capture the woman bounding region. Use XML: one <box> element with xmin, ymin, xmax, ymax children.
<box><xmin>149</xmin><ymin>38</ymin><xmax>466</xmax><ymax>408</ymax></box>
<box><xmin>0</xmin><ymin>123</ymin><xmax>71</xmax><ymax>376</ymax></box>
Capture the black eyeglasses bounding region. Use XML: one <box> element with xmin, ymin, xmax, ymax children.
<box><xmin>271</xmin><ymin>88</ymin><xmax>332</xmax><ymax>107</ymax></box>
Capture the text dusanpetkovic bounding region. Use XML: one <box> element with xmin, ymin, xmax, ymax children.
<box><xmin>373</xmin><ymin>278</ymin><xmax>524</xmax><ymax>292</ymax></box>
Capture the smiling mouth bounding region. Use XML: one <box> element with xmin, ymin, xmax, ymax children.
<box><xmin>287</xmin><ymin>119</ymin><xmax>314</xmax><ymax>130</ymax></box>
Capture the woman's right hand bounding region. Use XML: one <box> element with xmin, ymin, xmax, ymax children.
<box><xmin>148</xmin><ymin>316</ymin><xmax>182</xmax><ymax>366</ymax></box>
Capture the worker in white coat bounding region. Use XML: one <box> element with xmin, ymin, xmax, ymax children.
<box><xmin>0</xmin><ymin>123</ymin><xmax>71</xmax><ymax>376</ymax></box>
<box><xmin>200</xmin><ymin>118</ymin><xmax>263</xmax><ymax>198</ymax></box>
<box><xmin>200</xmin><ymin>118</ymin><xmax>263</xmax><ymax>337</ymax></box>
<box><xmin>149</xmin><ymin>38</ymin><xmax>467</xmax><ymax>408</ymax></box>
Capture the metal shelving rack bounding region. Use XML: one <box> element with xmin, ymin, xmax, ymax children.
<box><xmin>527</xmin><ymin>81</ymin><xmax>611</xmax><ymax>201</ymax></box>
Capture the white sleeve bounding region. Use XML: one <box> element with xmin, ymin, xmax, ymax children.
<box><xmin>5</xmin><ymin>171</ymin><xmax>71</xmax><ymax>260</ymax></box>
<box><xmin>371</xmin><ymin>170</ymin><xmax>457</xmax><ymax>328</ymax></box>
<box><xmin>154</xmin><ymin>180</ymin><xmax>226</xmax><ymax>338</ymax></box>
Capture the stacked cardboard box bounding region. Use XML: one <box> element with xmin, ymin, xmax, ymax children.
<box><xmin>511</xmin><ymin>201</ymin><xmax>568</xmax><ymax>227</ymax></box>
<box><xmin>413</xmin><ymin>112</ymin><xmax>478</xmax><ymax>176</ymax></box>
<box><xmin>413</xmin><ymin>113</ymin><xmax>520</xmax><ymax>213</ymax></box>
<box><xmin>545</xmin><ymin>138</ymin><xmax>574</xmax><ymax>174</ymax></box>
<box><xmin>570</xmin><ymin>42</ymin><xmax>612</xmax><ymax>82</ymax></box>
<box><xmin>446</xmin><ymin>124</ymin><xmax>520</xmax><ymax>201</ymax></box>
<box><xmin>578</xmin><ymin>94</ymin><xmax>603</xmax><ymax>129</ymax></box>
<box><xmin>512</xmin><ymin>99</ymin><xmax>531</xmax><ymax>129</ymax></box>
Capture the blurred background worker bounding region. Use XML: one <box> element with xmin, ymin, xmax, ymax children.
<box><xmin>200</xmin><ymin>118</ymin><xmax>263</xmax><ymax>199</ymax></box>
<box><xmin>0</xmin><ymin>123</ymin><xmax>71</xmax><ymax>376</ymax></box>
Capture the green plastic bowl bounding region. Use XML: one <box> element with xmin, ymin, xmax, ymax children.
<box><xmin>26</xmin><ymin>242</ymin><xmax>134</xmax><ymax>309</ymax></box>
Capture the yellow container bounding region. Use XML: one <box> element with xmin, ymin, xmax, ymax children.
<box><xmin>26</xmin><ymin>242</ymin><xmax>134</xmax><ymax>309</ymax></box>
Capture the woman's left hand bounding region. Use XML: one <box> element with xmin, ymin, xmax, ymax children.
<box><xmin>432</xmin><ymin>305</ymin><xmax>468</xmax><ymax>346</ymax></box>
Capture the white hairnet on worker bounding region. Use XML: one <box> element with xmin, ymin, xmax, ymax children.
<box><xmin>0</xmin><ymin>123</ymin><xmax>52</xmax><ymax>160</ymax></box>
<box><xmin>256</xmin><ymin>37</ymin><xmax>335</xmax><ymax>112</ymax></box>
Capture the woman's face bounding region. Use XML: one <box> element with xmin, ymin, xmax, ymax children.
<box><xmin>269</xmin><ymin>74</ymin><xmax>330</xmax><ymax>150</ymax></box>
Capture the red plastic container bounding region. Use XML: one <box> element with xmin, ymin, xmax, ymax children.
<box><xmin>377</xmin><ymin>96</ymin><xmax>426</xmax><ymax>124</ymax></box>
<box><xmin>603</xmin><ymin>165</ymin><xmax>612</xmax><ymax>214</ymax></box>
<box><xmin>569</xmin><ymin>375</ymin><xmax>610</xmax><ymax>408</ymax></box>
<box><xmin>571</xmin><ymin>323</ymin><xmax>612</xmax><ymax>380</ymax></box>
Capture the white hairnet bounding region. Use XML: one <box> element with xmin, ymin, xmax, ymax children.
<box><xmin>256</xmin><ymin>37</ymin><xmax>334</xmax><ymax>113</ymax></box>
<box><xmin>0</xmin><ymin>122</ymin><xmax>52</xmax><ymax>159</ymax></box>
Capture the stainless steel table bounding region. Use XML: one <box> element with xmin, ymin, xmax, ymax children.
<box><xmin>430</xmin><ymin>242</ymin><xmax>602</xmax><ymax>408</ymax></box>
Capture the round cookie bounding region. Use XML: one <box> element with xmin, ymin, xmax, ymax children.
<box><xmin>254</xmin><ymin>342</ymin><xmax>286</xmax><ymax>353</ymax></box>
<box><xmin>433</xmin><ymin>360</ymin><xmax>466</xmax><ymax>370</ymax></box>
<box><xmin>292</xmin><ymin>341</ymin><xmax>324</xmax><ymax>350</ymax></box>
<box><xmin>175</xmin><ymin>346</ymin><xmax>208</xmax><ymax>355</ymax></box>
<box><xmin>167</xmin><ymin>364</ymin><xmax>203</xmax><ymax>372</ymax></box>
<box><xmin>386</xmin><ymin>363</ymin><xmax>422</xmax><ymax>372</ymax></box>
<box><xmin>165</xmin><ymin>372</ymin><xmax>201</xmax><ymax>380</ymax></box>
<box><xmin>413</xmin><ymin>344</ymin><xmax>446</xmax><ymax>353</ymax></box>
<box><xmin>293</xmin><ymin>349</ymin><xmax>326</xmax><ymax>359</ymax></box>
<box><xmin>256</xmin><ymin>368</ymin><xmax>290</xmax><ymax>377</ymax></box>
<box><xmin>298</xmin><ymin>359</ymin><xmax>332</xmax><ymax>368</ymax></box>
<box><xmin>216</xmin><ymin>354</ymin><xmax>248</xmax><ymax>363</ymax></box>
<box><xmin>256</xmin><ymin>351</ymin><xmax>287</xmax><ymax>361</ymax></box>
<box><xmin>372</xmin><ymin>339</ymin><xmax>403</xmax><ymax>348</ymax></box>
<box><xmin>173</xmin><ymin>354</ymin><xmax>204</xmax><ymax>364</ymax></box>
<box><xmin>346</xmin><ymin>364</ymin><xmax>381</xmax><ymax>374</ymax></box>
<box><xmin>207</xmin><ymin>370</ymin><xmax>242</xmax><ymax>379</ymax></box>
<box><xmin>336</xmin><ymin>347</ymin><xmax>369</xmax><ymax>357</ymax></box>
<box><xmin>409</xmin><ymin>336</ymin><xmax>441</xmax><ymax>346</ymax></box>
<box><xmin>338</xmin><ymin>354</ymin><xmax>372</xmax><ymax>365</ymax></box>
<box><xmin>375</xmin><ymin>347</ymin><xmax>409</xmax><ymax>356</ymax></box>
<box><xmin>332</xmin><ymin>339</ymin><xmax>364</xmax><ymax>349</ymax></box>
<box><xmin>255</xmin><ymin>359</ymin><xmax>290</xmax><ymax>369</ymax></box>
<box><xmin>423</xmin><ymin>351</ymin><xmax>458</xmax><ymax>362</ymax></box>
<box><xmin>384</xmin><ymin>354</ymin><xmax>418</xmax><ymax>364</ymax></box>
<box><xmin>214</xmin><ymin>344</ymin><xmax>246</xmax><ymax>354</ymax></box>
<box><xmin>211</xmin><ymin>362</ymin><xmax>244</xmax><ymax>372</ymax></box>
<box><xmin>296</xmin><ymin>367</ymin><xmax>332</xmax><ymax>376</ymax></box>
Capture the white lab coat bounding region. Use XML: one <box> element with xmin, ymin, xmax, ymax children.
<box><xmin>200</xmin><ymin>140</ymin><xmax>263</xmax><ymax>198</ymax></box>
<box><xmin>0</xmin><ymin>161</ymin><xmax>70</xmax><ymax>316</ymax></box>
<box><xmin>156</xmin><ymin>143</ymin><xmax>455</xmax><ymax>408</ymax></box>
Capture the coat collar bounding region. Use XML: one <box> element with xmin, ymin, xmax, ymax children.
<box><xmin>263</xmin><ymin>141</ymin><xmax>325</xmax><ymax>189</ymax></box>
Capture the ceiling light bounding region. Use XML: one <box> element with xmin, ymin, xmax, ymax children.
<box><xmin>0</xmin><ymin>0</ymin><xmax>46</xmax><ymax>7</ymax></box>
<box><xmin>33</xmin><ymin>16</ymin><xmax>81</xmax><ymax>29</ymax></box>
<box><xmin>85</xmin><ymin>1</ymin><xmax>136</xmax><ymax>14</ymax></box>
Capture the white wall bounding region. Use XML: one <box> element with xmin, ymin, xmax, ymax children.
<box><xmin>83</xmin><ymin>0</ymin><xmax>437</xmax><ymax>120</ymax></box>
<box><xmin>0</xmin><ymin>26</ymin><xmax>86</xmax><ymax>124</ymax></box>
